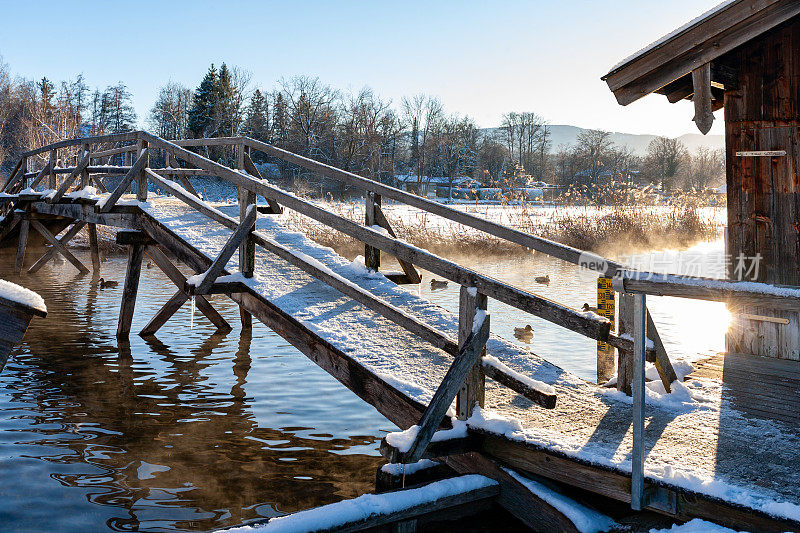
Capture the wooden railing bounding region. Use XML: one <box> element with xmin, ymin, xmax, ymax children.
<box><xmin>10</xmin><ymin>131</ymin><xmax>800</xmax><ymax>510</ymax></box>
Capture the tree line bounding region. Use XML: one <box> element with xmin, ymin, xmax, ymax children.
<box><xmin>0</xmin><ymin>57</ymin><xmax>724</xmax><ymax>194</ymax></box>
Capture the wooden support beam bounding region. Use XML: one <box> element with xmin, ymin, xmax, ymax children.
<box><xmin>189</xmin><ymin>204</ymin><xmax>257</xmax><ymax>296</ymax></box>
<box><xmin>14</xmin><ymin>216</ymin><xmax>29</xmax><ymax>274</ymax></box>
<box><xmin>47</xmin><ymin>152</ymin><xmax>91</xmax><ymax>203</ymax></box>
<box><xmin>617</xmin><ymin>293</ymin><xmax>634</xmax><ymax>395</ymax></box>
<box><xmin>140</xmin><ymin>290</ymin><xmax>187</xmax><ymax>336</ymax></box>
<box><xmin>143</xmin><ymin>244</ymin><xmax>231</xmax><ymax>334</ymax></box>
<box><xmin>88</xmin><ymin>223</ymin><xmax>101</xmax><ymax>272</ymax></box>
<box><xmin>27</xmin><ymin>159</ymin><xmax>54</xmax><ymax>190</ymax></box>
<box><xmin>374</xmin><ymin>204</ymin><xmax>421</xmax><ymax>284</ymax></box>
<box><xmin>98</xmin><ymin>149</ymin><xmax>149</xmax><ymax>213</ymax></box>
<box><xmin>646</xmin><ymin>311</ymin><xmax>678</xmax><ymax>392</ymax></box>
<box><xmin>403</xmin><ymin>315</ymin><xmax>490</xmax><ymax>463</ymax></box>
<box><xmin>691</xmin><ymin>63</ymin><xmax>714</xmax><ymax>135</ymax></box>
<box><xmin>243</xmin><ymin>151</ymin><xmax>282</xmax><ymax>213</ymax></box>
<box><xmin>80</xmin><ymin>142</ymin><xmax>90</xmax><ymax>189</ymax></box>
<box><xmin>117</xmin><ymin>242</ymin><xmax>145</xmax><ymax>338</ymax></box>
<box><xmin>27</xmin><ymin>221</ymin><xmax>87</xmax><ymax>273</ymax></box>
<box><xmin>457</xmin><ymin>287</ymin><xmax>487</xmax><ymax>420</ymax></box>
<box><xmin>2</xmin><ymin>157</ymin><xmax>24</xmax><ymax>192</ymax></box>
<box><xmin>29</xmin><ymin>219</ymin><xmax>89</xmax><ymax>274</ymax></box>
<box><xmin>237</xmin><ymin>144</ymin><xmax>255</xmax><ymax>330</ymax></box>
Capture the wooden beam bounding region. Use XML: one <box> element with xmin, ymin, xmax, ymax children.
<box><xmin>88</xmin><ymin>223</ymin><xmax>101</xmax><ymax>272</ymax></box>
<box><xmin>373</xmin><ymin>204</ymin><xmax>421</xmax><ymax>284</ymax></box>
<box><xmin>139</xmin><ymin>290</ymin><xmax>187</xmax><ymax>336</ymax></box>
<box><xmin>117</xmin><ymin>242</ymin><xmax>145</xmax><ymax>338</ymax></box>
<box><xmin>691</xmin><ymin>63</ymin><xmax>714</xmax><ymax>134</ymax></box>
<box><xmin>98</xmin><ymin>149</ymin><xmax>149</xmax><ymax>213</ymax></box>
<box><xmin>189</xmin><ymin>204</ymin><xmax>257</xmax><ymax>295</ymax></box>
<box><xmin>27</xmin><ymin>159</ymin><xmax>54</xmax><ymax>190</ymax></box>
<box><xmin>27</xmin><ymin>221</ymin><xmax>87</xmax><ymax>273</ymax></box>
<box><xmin>243</xmin><ymin>152</ymin><xmax>282</xmax><ymax>213</ymax></box>
<box><xmin>404</xmin><ymin>315</ymin><xmax>490</xmax><ymax>463</ymax></box>
<box><xmin>457</xmin><ymin>287</ymin><xmax>486</xmax><ymax>420</ymax></box>
<box><xmin>365</xmin><ymin>191</ymin><xmax>381</xmax><ymax>271</ymax></box>
<box><xmin>136</xmin><ymin>139</ymin><xmax>148</xmax><ymax>201</ymax></box>
<box><xmin>29</xmin><ymin>219</ymin><xmax>89</xmax><ymax>274</ymax></box>
<box><xmin>47</xmin><ymin>152</ymin><xmax>91</xmax><ymax>204</ymax></box>
<box><xmin>143</xmin><ymin>244</ymin><xmax>231</xmax><ymax>334</ymax></box>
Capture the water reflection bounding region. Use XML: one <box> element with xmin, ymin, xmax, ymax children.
<box><xmin>0</xmin><ymin>253</ymin><xmax>392</xmax><ymax>532</ymax></box>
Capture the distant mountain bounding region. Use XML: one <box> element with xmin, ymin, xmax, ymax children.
<box><xmin>483</xmin><ymin>125</ymin><xmax>724</xmax><ymax>156</ymax></box>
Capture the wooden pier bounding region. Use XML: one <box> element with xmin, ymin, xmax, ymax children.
<box><xmin>2</xmin><ymin>130</ymin><xmax>800</xmax><ymax>531</ymax></box>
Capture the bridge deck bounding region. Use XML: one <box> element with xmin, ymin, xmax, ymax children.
<box><xmin>137</xmin><ymin>197</ymin><xmax>800</xmax><ymax>526</ymax></box>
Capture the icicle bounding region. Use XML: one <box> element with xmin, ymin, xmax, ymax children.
<box><xmin>189</xmin><ymin>295</ymin><xmax>195</xmax><ymax>329</ymax></box>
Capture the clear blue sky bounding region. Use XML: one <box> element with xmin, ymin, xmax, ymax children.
<box><xmin>0</xmin><ymin>0</ymin><xmax>724</xmax><ymax>137</ymax></box>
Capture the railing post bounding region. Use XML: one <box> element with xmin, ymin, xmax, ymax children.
<box><xmin>136</xmin><ymin>139</ymin><xmax>148</xmax><ymax>201</ymax></box>
<box><xmin>365</xmin><ymin>191</ymin><xmax>381</xmax><ymax>271</ymax></box>
<box><xmin>456</xmin><ymin>286</ymin><xmax>487</xmax><ymax>420</ymax></box>
<box><xmin>617</xmin><ymin>293</ymin><xmax>634</xmax><ymax>395</ymax></box>
<box><xmin>48</xmin><ymin>149</ymin><xmax>57</xmax><ymax>190</ymax></box>
<box><xmin>20</xmin><ymin>155</ymin><xmax>28</xmax><ymax>191</ymax></box>
<box><xmin>631</xmin><ymin>292</ymin><xmax>647</xmax><ymax>510</ymax></box>
<box><xmin>80</xmin><ymin>142</ymin><xmax>90</xmax><ymax>189</ymax></box>
<box><xmin>237</xmin><ymin>143</ymin><xmax>256</xmax><ymax>329</ymax></box>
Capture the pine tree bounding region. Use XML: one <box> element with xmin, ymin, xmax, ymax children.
<box><xmin>215</xmin><ymin>63</ymin><xmax>236</xmax><ymax>137</ymax></box>
<box><xmin>188</xmin><ymin>64</ymin><xmax>218</xmax><ymax>137</ymax></box>
<box><xmin>38</xmin><ymin>77</ymin><xmax>55</xmax><ymax>121</ymax></box>
<box><xmin>103</xmin><ymin>82</ymin><xmax>136</xmax><ymax>133</ymax></box>
<box><xmin>244</xmin><ymin>89</ymin><xmax>269</xmax><ymax>140</ymax></box>
<box><xmin>272</xmin><ymin>92</ymin><xmax>287</xmax><ymax>147</ymax></box>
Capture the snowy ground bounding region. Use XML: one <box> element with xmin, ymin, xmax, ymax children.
<box><xmin>133</xmin><ymin>196</ymin><xmax>800</xmax><ymax>526</ymax></box>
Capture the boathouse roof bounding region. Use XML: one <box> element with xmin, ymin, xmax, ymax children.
<box><xmin>601</xmin><ymin>0</ymin><xmax>800</xmax><ymax>107</ymax></box>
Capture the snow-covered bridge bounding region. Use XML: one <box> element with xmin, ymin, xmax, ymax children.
<box><xmin>1</xmin><ymin>131</ymin><xmax>799</xmax><ymax>532</ymax></box>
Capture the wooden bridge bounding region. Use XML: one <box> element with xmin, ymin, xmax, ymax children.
<box><xmin>2</xmin><ymin>132</ymin><xmax>800</xmax><ymax>532</ymax></box>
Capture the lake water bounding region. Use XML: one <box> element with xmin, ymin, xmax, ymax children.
<box><xmin>0</xmin><ymin>239</ymin><xmax>730</xmax><ymax>531</ymax></box>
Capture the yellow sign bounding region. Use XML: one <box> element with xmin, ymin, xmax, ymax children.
<box><xmin>596</xmin><ymin>276</ymin><xmax>615</xmax><ymax>383</ymax></box>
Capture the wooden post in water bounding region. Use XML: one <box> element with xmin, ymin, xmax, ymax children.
<box><xmin>365</xmin><ymin>191</ymin><xmax>381</xmax><ymax>271</ymax></box>
<box><xmin>136</xmin><ymin>139</ymin><xmax>148</xmax><ymax>201</ymax></box>
<box><xmin>48</xmin><ymin>149</ymin><xmax>57</xmax><ymax>190</ymax></box>
<box><xmin>456</xmin><ymin>286</ymin><xmax>487</xmax><ymax>420</ymax></box>
<box><xmin>117</xmin><ymin>237</ymin><xmax>145</xmax><ymax>338</ymax></box>
<box><xmin>14</xmin><ymin>212</ymin><xmax>29</xmax><ymax>274</ymax></box>
<box><xmin>596</xmin><ymin>276</ymin><xmax>615</xmax><ymax>384</ymax></box>
<box><xmin>88</xmin><ymin>223</ymin><xmax>101</xmax><ymax>274</ymax></box>
<box><xmin>237</xmin><ymin>143</ymin><xmax>255</xmax><ymax>329</ymax></box>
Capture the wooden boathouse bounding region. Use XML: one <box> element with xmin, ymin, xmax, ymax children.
<box><xmin>603</xmin><ymin>0</ymin><xmax>800</xmax><ymax>359</ymax></box>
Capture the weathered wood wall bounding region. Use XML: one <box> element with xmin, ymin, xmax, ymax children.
<box><xmin>724</xmin><ymin>15</ymin><xmax>800</xmax><ymax>359</ymax></box>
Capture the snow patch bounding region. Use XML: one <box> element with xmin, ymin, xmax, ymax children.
<box><xmin>0</xmin><ymin>279</ymin><xmax>46</xmax><ymax>312</ymax></box>
<box><xmin>380</xmin><ymin>459</ymin><xmax>440</xmax><ymax>476</ymax></box>
<box><xmin>650</xmin><ymin>518</ymin><xmax>744</xmax><ymax>533</ymax></box>
<box><xmin>385</xmin><ymin>419</ymin><xmax>468</xmax><ymax>453</ymax></box>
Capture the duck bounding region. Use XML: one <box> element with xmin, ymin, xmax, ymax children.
<box><xmin>98</xmin><ymin>277</ymin><xmax>119</xmax><ymax>289</ymax></box>
<box><xmin>534</xmin><ymin>274</ymin><xmax>550</xmax><ymax>284</ymax></box>
<box><xmin>513</xmin><ymin>324</ymin><xmax>534</xmax><ymax>343</ymax></box>
<box><xmin>146</xmin><ymin>261</ymin><xmax>153</xmax><ymax>269</ymax></box>
<box><xmin>581</xmin><ymin>303</ymin><xmax>600</xmax><ymax>313</ymax></box>
<box><xmin>430</xmin><ymin>279</ymin><xmax>448</xmax><ymax>290</ymax></box>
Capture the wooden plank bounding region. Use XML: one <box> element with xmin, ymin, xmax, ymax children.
<box><xmin>48</xmin><ymin>149</ymin><xmax>56</xmax><ymax>189</ymax></box>
<box><xmin>647</xmin><ymin>311</ymin><xmax>678</xmax><ymax>391</ymax></box>
<box><xmin>14</xmin><ymin>217</ymin><xmax>29</xmax><ymax>274</ymax></box>
<box><xmin>404</xmin><ymin>315</ymin><xmax>490</xmax><ymax>463</ymax></box>
<box><xmin>456</xmin><ymin>286</ymin><xmax>486</xmax><ymax>420</ymax></box>
<box><xmin>251</xmin><ymin>476</ymin><xmax>499</xmax><ymax>533</ymax></box>
<box><xmin>27</xmin><ymin>221</ymin><xmax>87</xmax><ymax>273</ymax></box>
<box><xmin>443</xmin><ymin>453</ymin><xmax>580</xmax><ymax>533</ymax></box>
<box><xmin>29</xmin><ymin>219</ymin><xmax>89</xmax><ymax>274</ymax></box>
<box><xmin>27</xmin><ymin>159</ymin><xmax>53</xmax><ymax>190</ymax></box>
<box><xmin>481</xmin><ymin>363</ymin><xmax>556</xmax><ymax>409</ymax></box>
<box><xmin>89</xmin><ymin>145</ymin><xmax>137</xmax><ymax>159</ymax></box>
<box><xmin>98</xmin><ymin>150</ymin><xmax>149</xmax><ymax>213</ymax></box>
<box><xmin>117</xmin><ymin>242</ymin><xmax>145</xmax><ymax>338</ymax></box>
<box><xmin>617</xmin><ymin>293</ymin><xmax>634</xmax><ymax>395</ymax></box>
<box><xmin>21</xmin><ymin>131</ymin><xmax>140</xmax><ymax>159</ymax></box>
<box><xmin>2</xmin><ymin>157</ymin><xmax>24</xmax><ymax>191</ymax></box>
